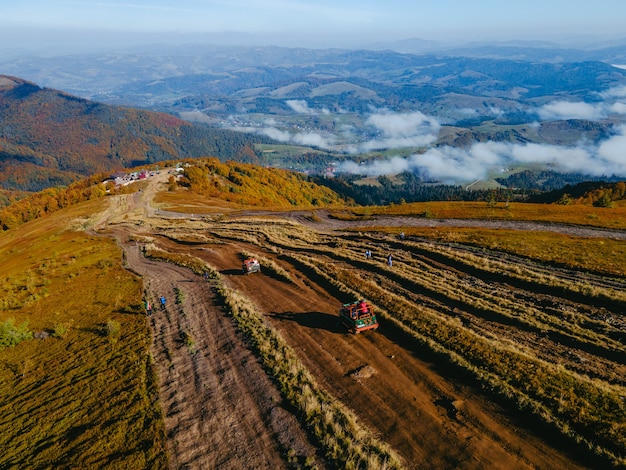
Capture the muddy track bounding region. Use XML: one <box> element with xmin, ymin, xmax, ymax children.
<box><xmin>93</xmin><ymin>174</ymin><xmax>324</xmax><ymax>469</ymax></box>
<box><xmin>93</xmin><ymin>174</ymin><xmax>626</xmax><ymax>469</ymax></box>
<box><xmin>174</xmin><ymin>235</ymin><xmax>596</xmax><ymax>469</ymax></box>
<box><xmin>109</xmin><ymin>230</ymin><xmax>323</xmax><ymax>469</ymax></box>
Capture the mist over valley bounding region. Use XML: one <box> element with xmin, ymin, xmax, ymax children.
<box><xmin>3</xmin><ymin>40</ymin><xmax>626</xmax><ymax>198</ymax></box>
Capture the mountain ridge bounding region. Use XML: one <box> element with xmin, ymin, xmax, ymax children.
<box><xmin>0</xmin><ymin>75</ymin><xmax>275</xmax><ymax>191</ymax></box>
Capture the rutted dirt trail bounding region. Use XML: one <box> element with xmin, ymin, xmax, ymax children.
<box><xmin>93</xmin><ymin>172</ymin><xmax>612</xmax><ymax>469</ymax></box>
<box><xmin>97</xmin><ymin>175</ymin><xmax>322</xmax><ymax>469</ymax></box>
<box><xmin>121</xmin><ymin>239</ymin><xmax>319</xmax><ymax>469</ymax></box>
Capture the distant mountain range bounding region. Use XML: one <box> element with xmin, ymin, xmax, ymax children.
<box><xmin>0</xmin><ymin>75</ymin><xmax>274</xmax><ymax>191</ymax></box>
<box><xmin>370</xmin><ymin>37</ymin><xmax>626</xmax><ymax>63</ymax></box>
<box><xmin>2</xmin><ymin>42</ymin><xmax>626</xmax><ymax>197</ymax></box>
<box><xmin>3</xmin><ymin>43</ymin><xmax>626</xmax><ymax>166</ymax></box>
<box><xmin>4</xmin><ymin>44</ymin><xmax>626</xmax><ymax>121</ymax></box>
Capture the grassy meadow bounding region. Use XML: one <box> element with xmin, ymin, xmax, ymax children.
<box><xmin>340</xmin><ymin>200</ymin><xmax>626</xmax><ymax>277</ymax></box>
<box><xmin>0</xmin><ymin>199</ymin><xmax>166</xmax><ymax>469</ymax></box>
<box><xmin>359</xmin><ymin>226</ymin><xmax>626</xmax><ymax>277</ymax></box>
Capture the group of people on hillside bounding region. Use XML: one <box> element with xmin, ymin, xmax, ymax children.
<box><xmin>363</xmin><ymin>231</ymin><xmax>405</xmax><ymax>267</ymax></box>
<box><xmin>144</xmin><ymin>295</ymin><xmax>167</xmax><ymax>316</ymax></box>
<box><xmin>365</xmin><ymin>249</ymin><xmax>393</xmax><ymax>267</ymax></box>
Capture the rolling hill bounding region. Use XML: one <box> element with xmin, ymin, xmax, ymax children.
<box><xmin>2</xmin><ymin>40</ymin><xmax>626</xmax><ymax>468</ymax></box>
<box><xmin>0</xmin><ymin>75</ymin><xmax>275</xmax><ymax>191</ymax></box>
<box><xmin>4</xmin><ymin>45</ymin><xmax>626</xmax><ymax>157</ymax></box>
<box><xmin>5</xmin><ymin>45</ymin><xmax>626</xmax><ymax>114</ymax></box>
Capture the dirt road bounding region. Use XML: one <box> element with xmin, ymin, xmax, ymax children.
<box><xmin>181</xmin><ymin>241</ymin><xmax>591</xmax><ymax>470</ymax></box>
<box><xmin>96</xmin><ymin>174</ymin><xmax>323</xmax><ymax>468</ymax></box>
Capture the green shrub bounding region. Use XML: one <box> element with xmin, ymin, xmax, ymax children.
<box><xmin>104</xmin><ymin>319</ymin><xmax>121</xmax><ymax>342</ymax></box>
<box><xmin>181</xmin><ymin>330</ymin><xmax>195</xmax><ymax>354</ymax></box>
<box><xmin>52</xmin><ymin>322</ymin><xmax>69</xmax><ymax>338</ymax></box>
<box><xmin>174</xmin><ymin>287</ymin><xmax>185</xmax><ymax>304</ymax></box>
<box><xmin>0</xmin><ymin>318</ymin><xmax>33</xmax><ymax>349</ymax></box>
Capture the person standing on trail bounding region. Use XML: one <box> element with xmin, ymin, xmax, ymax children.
<box><xmin>160</xmin><ymin>295</ymin><xmax>166</xmax><ymax>311</ymax></box>
<box><xmin>365</xmin><ymin>249</ymin><xmax>371</xmax><ymax>259</ymax></box>
<box><xmin>387</xmin><ymin>254</ymin><xmax>393</xmax><ymax>267</ymax></box>
<box><xmin>145</xmin><ymin>299</ymin><xmax>152</xmax><ymax>316</ymax></box>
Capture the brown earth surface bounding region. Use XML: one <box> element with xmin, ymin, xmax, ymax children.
<box><xmin>92</xmin><ymin>172</ymin><xmax>623</xmax><ymax>469</ymax></box>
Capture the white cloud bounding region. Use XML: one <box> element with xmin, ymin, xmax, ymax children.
<box><xmin>292</xmin><ymin>131</ymin><xmax>334</xmax><ymax>148</ymax></box>
<box><xmin>239</xmin><ymin>98</ymin><xmax>626</xmax><ymax>183</ymax></box>
<box><xmin>488</xmin><ymin>106</ymin><xmax>505</xmax><ymax>116</ymax></box>
<box><xmin>609</xmin><ymin>102</ymin><xmax>626</xmax><ymax>114</ymax></box>
<box><xmin>347</xmin><ymin>110</ymin><xmax>441</xmax><ymax>152</ymax></box>
<box><xmin>417</xmin><ymin>147</ymin><xmax>486</xmax><ymax>183</ymax></box>
<box><xmin>257</xmin><ymin>126</ymin><xmax>335</xmax><ymax>149</ymax></box>
<box><xmin>286</xmin><ymin>99</ymin><xmax>314</xmax><ymax>114</ymax></box>
<box><xmin>338</xmin><ymin>127</ymin><xmax>626</xmax><ymax>183</ymax></box>
<box><xmin>597</xmin><ymin>124</ymin><xmax>626</xmax><ymax>169</ymax></box>
<box><xmin>365</xmin><ymin>111</ymin><xmax>438</xmax><ymax>137</ymax></box>
<box><xmin>338</xmin><ymin>156</ymin><xmax>411</xmax><ymax>176</ymax></box>
<box><xmin>534</xmin><ymin>90</ymin><xmax>626</xmax><ymax>121</ymax></box>
<box><xmin>536</xmin><ymin>101</ymin><xmax>606</xmax><ymax>120</ymax></box>
<box><xmin>260</xmin><ymin>127</ymin><xmax>292</xmax><ymax>142</ymax></box>
<box><xmin>599</xmin><ymin>84</ymin><xmax>626</xmax><ymax>99</ymax></box>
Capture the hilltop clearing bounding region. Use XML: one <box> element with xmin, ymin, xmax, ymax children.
<box><xmin>89</xmin><ymin>172</ymin><xmax>625</xmax><ymax>468</ymax></box>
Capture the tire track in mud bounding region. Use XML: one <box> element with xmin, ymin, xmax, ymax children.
<box><xmin>91</xmin><ymin>175</ymin><xmax>323</xmax><ymax>468</ymax></box>
<box><xmin>237</xmin><ymin>210</ymin><xmax>626</xmax><ymax>240</ymax></box>
<box><xmin>281</xmin><ymin>231</ymin><xmax>626</xmax><ymax>386</ymax></box>
<box><xmin>202</xmin><ymin>220</ymin><xmax>626</xmax><ymax>467</ymax></box>
<box><xmin>185</xmin><ymin>234</ymin><xmax>593</xmax><ymax>470</ymax></box>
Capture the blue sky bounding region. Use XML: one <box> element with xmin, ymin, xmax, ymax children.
<box><xmin>3</xmin><ymin>0</ymin><xmax>626</xmax><ymax>51</ymax></box>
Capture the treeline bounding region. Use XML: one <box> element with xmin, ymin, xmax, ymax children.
<box><xmin>179</xmin><ymin>158</ymin><xmax>344</xmax><ymax>208</ymax></box>
<box><xmin>529</xmin><ymin>180</ymin><xmax>626</xmax><ymax>206</ymax></box>
<box><xmin>318</xmin><ymin>170</ymin><xmax>626</xmax><ymax>207</ymax></box>
<box><xmin>0</xmin><ymin>174</ymin><xmax>111</xmax><ymax>230</ymax></box>
<box><xmin>496</xmin><ymin>169</ymin><xmax>624</xmax><ymax>192</ymax></box>
<box><xmin>0</xmin><ymin>189</ymin><xmax>28</xmax><ymax>210</ymax></box>
<box><xmin>315</xmin><ymin>172</ymin><xmax>523</xmax><ymax>206</ymax></box>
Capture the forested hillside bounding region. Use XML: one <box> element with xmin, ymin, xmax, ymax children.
<box><xmin>178</xmin><ymin>158</ymin><xmax>345</xmax><ymax>208</ymax></box>
<box><xmin>529</xmin><ymin>180</ymin><xmax>626</xmax><ymax>206</ymax></box>
<box><xmin>0</xmin><ymin>75</ymin><xmax>274</xmax><ymax>192</ymax></box>
<box><xmin>317</xmin><ymin>171</ymin><xmax>626</xmax><ymax>207</ymax></box>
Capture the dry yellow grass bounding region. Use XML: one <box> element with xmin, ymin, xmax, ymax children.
<box><xmin>353</xmin><ymin>201</ymin><xmax>626</xmax><ymax>230</ymax></box>
<box><xmin>363</xmin><ymin>225</ymin><xmax>626</xmax><ymax>277</ymax></box>
<box><xmin>141</xmin><ymin>247</ymin><xmax>403</xmax><ymax>469</ymax></box>
<box><xmin>197</xmin><ymin>216</ymin><xmax>626</xmax><ymax>467</ymax></box>
<box><xmin>0</xmin><ymin>199</ymin><xmax>166</xmax><ymax>469</ymax></box>
<box><xmin>3</xmin><ymin>169</ymin><xmax>626</xmax><ymax>467</ymax></box>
